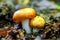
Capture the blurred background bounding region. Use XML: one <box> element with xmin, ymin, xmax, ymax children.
<box><xmin>0</xmin><ymin>0</ymin><xmax>60</xmax><ymax>40</ymax></box>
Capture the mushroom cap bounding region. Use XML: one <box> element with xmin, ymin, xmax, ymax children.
<box><xmin>30</xmin><ymin>16</ymin><xmax>45</xmax><ymax>29</ymax></box>
<box><xmin>13</xmin><ymin>8</ymin><xmax>36</xmax><ymax>23</ymax></box>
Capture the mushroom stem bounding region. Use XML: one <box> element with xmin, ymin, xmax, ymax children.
<box><xmin>22</xmin><ymin>19</ymin><xmax>31</xmax><ymax>34</ymax></box>
<box><xmin>33</xmin><ymin>28</ymin><xmax>39</xmax><ymax>33</ymax></box>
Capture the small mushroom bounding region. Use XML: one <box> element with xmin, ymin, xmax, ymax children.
<box><xmin>30</xmin><ymin>16</ymin><xmax>45</xmax><ymax>29</ymax></box>
<box><xmin>30</xmin><ymin>16</ymin><xmax>45</xmax><ymax>32</ymax></box>
<box><xmin>12</xmin><ymin>8</ymin><xmax>36</xmax><ymax>34</ymax></box>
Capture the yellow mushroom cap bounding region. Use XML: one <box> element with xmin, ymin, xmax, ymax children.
<box><xmin>12</xmin><ymin>8</ymin><xmax>36</xmax><ymax>23</ymax></box>
<box><xmin>30</xmin><ymin>16</ymin><xmax>45</xmax><ymax>29</ymax></box>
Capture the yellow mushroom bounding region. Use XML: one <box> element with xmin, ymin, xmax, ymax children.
<box><xmin>30</xmin><ymin>16</ymin><xmax>45</xmax><ymax>29</ymax></box>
